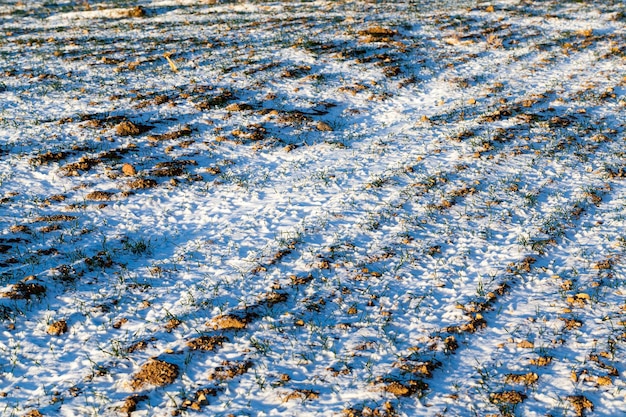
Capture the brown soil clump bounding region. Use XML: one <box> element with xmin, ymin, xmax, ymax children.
<box><xmin>40</xmin><ymin>224</ymin><xmax>62</xmax><ymax>233</ymax></box>
<box><xmin>459</xmin><ymin>315</ymin><xmax>487</xmax><ymax>333</ymax></box>
<box><xmin>9</xmin><ymin>225</ymin><xmax>30</xmax><ymax>233</ymax></box>
<box><xmin>30</xmin><ymin>151</ymin><xmax>68</xmax><ymax>166</ymax></box>
<box><xmin>560</xmin><ymin>317</ymin><xmax>583</xmax><ymax>330</ymax></box>
<box><xmin>489</xmin><ymin>390</ymin><xmax>526</xmax><ymax>405</ymax></box>
<box><xmin>128</xmin><ymin>178</ymin><xmax>158</xmax><ymax>189</ymax></box>
<box><xmin>504</xmin><ymin>372</ymin><xmax>539</xmax><ymax>385</ymax></box>
<box><xmin>48</xmin><ymin>194</ymin><xmax>66</xmax><ymax>202</ymax></box>
<box><xmin>147</xmin><ymin>126</ymin><xmax>192</xmax><ymax>142</ymax></box>
<box><xmin>127</xmin><ymin>340</ymin><xmax>148</xmax><ymax>353</ymax></box>
<box><xmin>282</xmin><ymin>389</ymin><xmax>319</xmax><ymax>403</ymax></box>
<box><xmin>516</xmin><ymin>340</ymin><xmax>534</xmax><ymax>348</ymax></box>
<box><xmin>47</xmin><ymin>320</ymin><xmax>68</xmax><ymax>336</ymax></box>
<box><xmin>122</xmin><ymin>163</ymin><xmax>137</xmax><ymax>176</ymax></box>
<box><xmin>164</xmin><ymin>317</ymin><xmax>181</xmax><ymax>332</ymax></box>
<box><xmin>179</xmin><ymin>388</ymin><xmax>218</xmax><ymax>412</ymax></box>
<box><xmin>154</xmin><ymin>160</ymin><xmax>197</xmax><ymax>169</ymax></box>
<box><xmin>131</xmin><ymin>359</ymin><xmax>179</xmax><ymax>389</ymax></box>
<box><xmin>112</xmin><ymin>318</ymin><xmax>127</xmax><ymax>329</ymax></box>
<box><xmin>231</xmin><ymin>125</ymin><xmax>266</xmax><ymax>141</ymax></box>
<box><xmin>151</xmin><ymin>166</ymin><xmax>185</xmax><ymax>177</ymax></box>
<box><xmin>395</xmin><ymin>360</ymin><xmax>438</xmax><ymax>378</ymax></box>
<box><xmin>85</xmin><ymin>191</ymin><xmax>114</xmax><ymax>201</ymax></box>
<box><xmin>115</xmin><ymin>121</ymin><xmax>142</xmax><ymax>137</ymax></box>
<box><xmin>128</xmin><ymin>6</ymin><xmax>145</xmax><ymax>17</ymax></box>
<box><xmin>187</xmin><ymin>335</ymin><xmax>228</xmax><ymax>351</ymax></box>
<box><xmin>358</xmin><ymin>26</ymin><xmax>398</xmax><ymax>37</ymax></box>
<box><xmin>529</xmin><ymin>356</ymin><xmax>552</xmax><ymax>366</ymax></box>
<box><xmin>3</xmin><ymin>282</ymin><xmax>46</xmax><ymax>299</ymax></box>
<box><xmin>115</xmin><ymin>121</ymin><xmax>151</xmax><ymax>137</ymax></box>
<box><xmin>444</xmin><ymin>335</ymin><xmax>458</xmax><ymax>352</ymax></box>
<box><xmin>567</xmin><ymin>395</ymin><xmax>593</xmax><ymax>417</ymax></box>
<box><xmin>33</xmin><ymin>215</ymin><xmax>76</xmax><ymax>222</ymax></box>
<box><xmin>316</xmin><ymin>121</ymin><xmax>333</xmax><ymax>131</ymax></box>
<box><xmin>593</xmin><ymin>258</ymin><xmax>613</xmax><ymax>270</ymax></box>
<box><xmin>208</xmin><ymin>360</ymin><xmax>253</xmax><ymax>381</ymax></box>
<box><xmin>195</xmin><ymin>90</ymin><xmax>235</xmax><ymax>110</ymax></box>
<box><xmin>60</xmin><ymin>157</ymin><xmax>100</xmax><ymax>176</ymax></box>
<box><xmin>358</xmin><ymin>26</ymin><xmax>398</xmax><ymax>43</ymax></box>
<box><xmin>384</xmin><ymin>381</ymin><xmax>410</xmax><ymax>396</ymax></box>
<box><xmin>342</xmin><ymin>402</ymin><xmax>396</xmax><ymax>417</ymax></box>
<box><xmin>120</xmin><ymin>395</ymin><xmax>148</xmax><ymax>416</ymax></box>
<box><xmin>210</xmin><ymin>314</ymin><xmax>247</xmax><ymax>330</ymax></box>
<box><xmin>260</xmin><ymin>291</ymin><xmax>288</xmax><ymax>307</ymax></box>
<box><xmin>382</xmin><ymin>380</ymin><xmax>427</xmax><ymax>397</ymax></box>
<box><xmin>275</xmin><ymin>110</ymin><xmax>310</xmax><ymax>125</ymax></box>
<box><xmin>225</xmin><ymin>103</ymin><xmax>253</xmax><ymax>112</ymax></box>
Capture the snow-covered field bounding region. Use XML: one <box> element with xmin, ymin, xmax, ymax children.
<box><xmin>1</xmin><ymin>0</ymin><xmax>625</xmax><ymax>416</ymax></box>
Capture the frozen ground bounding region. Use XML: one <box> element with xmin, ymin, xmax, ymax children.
<box><xmin>0</xmin><ymin>1</ymin><xmax>625</xmax><ymax>416</ymax></box>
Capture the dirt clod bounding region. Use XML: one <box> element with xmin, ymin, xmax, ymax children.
<box><xmin>489</xmin><ymin>390</ymin><xmax>526</xmax><ymax>405</ymax></box>
<box><xmin>358</xmin><ymin>26</ymin><xmax>398</xmax><ymax>38</ymax></box>
<box><xmin>282</xmin><ymin>389</ymin><xmax>319</xmax><ymax>403</ymax></box>
<box><xmin>33</xmin><ymin>215</ymin><xmax>77</xmax><ymax>223</ymax></box>
<box><xmin>225</xmin><ymin>103</ymin><xmax>252</xmax><ymax>112</ymax></box>
<box><xmin>593</xmin><ymin>258</ymin><xmax>613</xmax><ymax>270</ymax></box>
<box><xmin>120</xmin><ymin>395</ymin><xmax>148</xmax><ymax>416</ymax></box>
<box><xmin>529</xmin><ymin>356</ymin><xmax>552</xmax><ymax>366</ymax></box>
<box><xmin>122</xmin><ymin>163</ymin><xmax>137</xmax><ymax>176</ymax></box>
<box><xmin>9</xmin><ymin>225</ymin><xmax>30</xmax><ymax>233</ymax></box>
<box><xmin>208</xmin><ymin>360</ymin><xmax>253</xmax><ymax>381</ymax></box>
<box><xmin>30</xmin><ymin>151</ymin><xmax>68</xmax><ymax>166</ymax></box>
<box><xmin>210</xmin><ymin>314</ymin><xmax>247</xmax><ymax>330</ymax></box>
<box><xmin>567</xmin><ymin>395</ymin><xmax>593</xmax><ymax>417</ymax></box>
<box><xmin>3</xmin><ymin>282</ymin><xmax>46</xmax><ymax>300</ymax></box>
<box><xmin>115</xmin><ymin>121</ymin><xmax>142</xmax><ymax>137</ymax></box>
<box><xmin>85</xmin><ymin>191</ymin><xmax>114</xmax><ymax>201</ymax></box>
<box><xmin>147</xmin><ymin>126</ymin><xmax>192</xmax><ymax>142</ymax></box>
<box><xmin>316</xmin><ymin>121</ymin><xmax>333</xmax><ymax>131</ymax></box>
<box><xmin>128</xmin><ymin>178</ymin><xmax>158</xmax><ymax>189</ymax></box>
<box><xmin>47</xmin><ymin>320</ymin><xmax>68</xmax><ymax>336</ymax></box>
<box><xmin>382</xmin><ymin>379</ymin><xmax>427</xmax><ymax>397</ymax></box>
<box><xmin>504</xmin><ymin>372</ymin><xmax>539</xmax><ymax>385</ymax></box>
<box><xmin>127</xmin><ymin>340</ymin><xmax>148</xmax><ymax>353</ymax></box>
<box><xmin>187</xmin><ymin>335</ymin><xmax>228</xmax><ymax>351</ymax></box>
<box><xmin>128</xmin><ymin>6</ymin><xmax>145</xmax><ymax>18</ymax></box>
<box><xmin>131</xmin><ymin>359</ymin><xmax>179</xmax><ymax>389</ymax></box>
<box><xmin>151</xmin><ymin>166</ymin><xmax>185</xmax><ymax>177</ymax></box>
<box><xmin>444</xmin><ymin>335</ymin><xmax>458</xmax><ymax>352</ymax></box>
<box><xmin>164</xmin><ymin>317</ymin><xmax>181</xmax><ymax>332</ymax></box>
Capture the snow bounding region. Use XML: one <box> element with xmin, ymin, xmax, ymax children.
<box><xmin>1</xmin><ymin>0</ymin><xmax>625</xmax><ymax>416</ymax></box>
